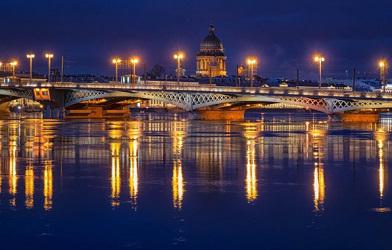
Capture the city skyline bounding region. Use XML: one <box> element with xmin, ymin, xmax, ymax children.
<box><xmin>1</xmin><ymin>0</ymin><xmax>391</xmax><ymax>79</ymax></box>
<box><xmin>1</xmin><ymin>1</ymin><xmax>392</xmax><ymax>249</ymax></box>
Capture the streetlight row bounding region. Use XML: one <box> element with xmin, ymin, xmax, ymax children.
<box><xmin>0</xmin><ymin>52</ymin><xmax>55</xmax><ymax>82</ymax></box>
<box><xmin>313</xmin><ymin>54</ymin><xmax>389</xmax><ymax>91</ymax></box>
<box><xmin>111</xmin><ymin>52</ymin><xmax>385</xmax><ymax>89</ymax></box>
<box><xmin>111</xmin><ymin>51</ymin><xmax>260</xmax><ymax>84</ymax></box>
<box><xmin>112</xmin><ymin>56</ymin><xmax>139</xmax><ymax>83</ymax></box>
<box><xmin>0</xmin><ymin>60</ymin><xmax>19</xmax><ymax>79</ymax></box>
<box><xmin>2</xmin><ymin>51</ymin><xmax>388</xmax><ymax>87</ymax></box>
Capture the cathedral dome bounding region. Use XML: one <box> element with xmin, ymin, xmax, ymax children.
<box><xmin>198</xmin><ymin>25</ymin><xmax>225</xmax><ymax>56</ymax></box>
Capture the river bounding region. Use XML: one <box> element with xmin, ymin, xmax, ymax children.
<box><xmin>0</xmin><ymin>112</ymin><xmax>391</xmax><ymax>249</ymax></box>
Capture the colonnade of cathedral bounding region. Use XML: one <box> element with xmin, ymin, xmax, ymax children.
<box><xmin>196</xmin><ymin>57</ymin><xmax>227</xmax><ymax>77</ymax></box>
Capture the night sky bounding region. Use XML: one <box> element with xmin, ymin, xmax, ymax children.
<box><xmin>1</xmin><ymin>0</ymin><xmax>392</xmax><ymax>79</ymax></box>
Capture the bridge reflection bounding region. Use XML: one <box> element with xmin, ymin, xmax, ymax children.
<box><xmin>109</xmin><ymin>128</ymin><xmax>121</xmax><ymax>207</ymax></box>
<box><xmin>243</xmin><ymin>122</ymin><xmax>260</xmax><ymax>202</ymax></box>
<box><xmin>171</xmin><ymin>120</ymin><xmax>186</xmax><ymax>209</ymax></box>
<box><xmin>375</xmin><ymin>128</ymin><xmax>388</xmax><ymax>203</ymax></box>
<box><xmin>25</xmin><ymin>164</ymin><xmax>34</xmax><ymax>209</ymax></box>
<box><xmin>43</xmin><ymin>160</ymin><xmax>53</xmax><ymax>210</ymax></box>
<box><xmin>0</xmin><ymin>115</ymin><xmax>389</xmax><ymax>211</ymax></box>
<box><xmin>128</xmin><ymin>122</ymin><xmax>140</xmax><ymax>210</ymax></box>
<box><xmin>309</xmin><ymin>125</ymin><xmax>327</xmax><ymax>212</ymax></box>
<box><xmin>0</xmin><ymin>119</ymin><xmax>56</xmax><ymax>210</ymax></box>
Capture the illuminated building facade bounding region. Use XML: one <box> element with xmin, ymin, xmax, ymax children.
<box><xmin>196</xmin><ymin>25</ymin><xmax>227</xmax><ymax>77</ymax></box>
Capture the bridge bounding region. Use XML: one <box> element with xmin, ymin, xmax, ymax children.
<box><xmin>0</xmin><ymin>81</ymin><xmax>391</xmax><ymax>120</ymax></box>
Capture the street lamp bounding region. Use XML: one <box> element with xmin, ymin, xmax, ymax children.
<box><xmin>379</xmin><ymin>59</ymin><xmax>388</xmax><ymax>93</ymax></box>
<box><xmin>314</xmin><ymin>55</ymin><xmax>325</xmax><ymax>88</ymax></box>
<box><xmin>130</xmin><ymin>57</ymin><xmax>139</xmax><ymax>84</ymax></box>
<box><xmin>45</xmin><ymin>53</ymin><xmax>54</xmax><ymax>82</ymax></box>
<box><xmin>112</xmin><ymin>58</ymin><xmax>122</xmax><ymax>82</ymax></box>
<box><xmin>246</xmin><ymin>57</ymin><xmax>257</xmax><ymax>87</ymax></box>
<box><xmin>173</xmin><ymin>52</ymin><xmax>184</xmax><ymax>84</ymax></box>
<box><xmin>26</xmin><ymin>54</ymin><xmax>35</xmax><ymax>82</ymax></box>
<box><xmin>10</xmin><ymin>60</ymin><xmax>18</xmax><ymax>79</ymax></box>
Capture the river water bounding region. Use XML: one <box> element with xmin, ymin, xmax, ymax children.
<box><xmin>0</xmin><ymin>112</ymin><xmax>391</xmax><ymax>249</ymax></box>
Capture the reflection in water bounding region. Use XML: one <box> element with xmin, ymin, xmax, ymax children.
<box><xmin>313</xmin><ymin>167</ymin><xmax>325</xmax><ymax>212</ymax></box>
<box><xmin>25</xmin><ymin>165</ymin><xmax>34</xmax><ymax>209</ymax></box>
<box><xmin>243</xmin><ymin>123</ymin><xmax>258</xmax><ymax>202</ymax></box>
<box><xmin>44</xmin><ymin>160</ymin><xmax>53</xmax><ymax>211</ymax></box>
<box><xmin>108</xmin><ymin>121</ymin><xmax>142</xmax><ymax>208</ymax></box>
<box><xmin>310</xmin><ymin>126</ymin><xmax>326</xmax><ymax>212</ymax></box>
<box><xmin>9</xmin><ymin>132</ymin><xmax>18</xmax><ymax>207</ymax></box>
<box><xmin>0</xmin><ymin>121</ymin><xmax>2</xmax><ymax>194</ymax></box>
<box><xmin>128</xmin><ymin>121</ymin><xmax>141</xmax><ymax>209</ymax></box>
<box><xmin>0</xmin><ymin>115</ymin><xmax>391</xmax><ymax>218</ymax></box>
<box><xmin>375</xmin><ymin>128</ymin><xmax>388</xmax><ymax>201</ymax></box>
<box><xmin>129</xmin><ymin>151</ymin><xmax>138</xmax><ymax>207</ymax></box>
<box><xmin>3</xmin><ymin>119</ymin><xmax>57</xmax><ymax>209</ymax></box>
<box><xmin>172</xmin><ymin>160</ymin><xmax>184</xmax><ymax>209</ymax></box>
<box><xmin>110</xmin><ymin>127</ymin><xmax>122</xmax><ymax>208</ymax></box>
<box><xmin>172</xmin><ymin>121</ymin><xmax>186</xmax><ymax>209</ymax></box>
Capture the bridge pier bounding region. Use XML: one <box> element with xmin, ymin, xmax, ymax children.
<box><xmin>0</xmin><ymin>102</ymin><xmax>10</xmax><ymax>114</ymax></box>
<box><xmin>65</xmin><ymin>106</ymin><xmax>130</xmax><ymax>119</ymax></box>
<box><xmin>197</xmin><ymin>109</ymin><xmax>245</xmax><ymax>121</ymax></box>
<box><xmin>43</xmin><ymin>104</ymin><xmax>65</xmax><ymax>119</ymax></box>
<box><xmin>337</xmin><ymin>112</ymin><xmax>380</xmax><ymax>123</ymax></box>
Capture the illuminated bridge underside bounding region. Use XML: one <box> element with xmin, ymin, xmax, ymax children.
<box><xmin>0</xmin><ymin>89</ymin><xmax>34</xmax><ymax>102</ymax></box>
<box><xmin>63</xmin><ymin>90</ymin><xmax>392</xmax><ymax>114</ymax></box>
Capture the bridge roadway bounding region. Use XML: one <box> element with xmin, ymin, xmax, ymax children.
<box><xmin>0</xmin><ymin>81</ymin><xmax>392</xmax><ymax>117</ymax></box>
<box><xmin>7</xmin><ymin>81</ymin><xmax>391</xmax><ymax>100</ymax></box>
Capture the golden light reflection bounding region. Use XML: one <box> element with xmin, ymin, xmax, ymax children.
<box><xmin>0</xmin><ymin>155</ymin><xmax>1</xmax><ymax>195</ymax></box>
<box><xmin>25</xmin><ymin>165</ymin><xmax>34</xmax><ymax>209</ymax></box>
<box><xmin>375</xmin><ymin>128</ymin><xmax>388</xmax><ymax>200</ymax></box>
<box><xmin>243</xmin><ymin>123</ymin><xmax>259</xmax><ymax>202</ymax></box>
<box><xmin>313</xmin><ymin>167</ymin><xmax>325</xmax><ymax>211</ymax></box>
<box><xmin>129</xmin><ymin>152</ymin><xmax>138</xmax><ymax>207</ymax></box>
<box><xmin>310</xmin><ymin>126</ymin><xmax>326</xmax><ymax>212</ymax></box>
<box><xmin>9</xmin><ymin>134</ymin><xmax>18</xmax><ymax>207</ymax></box>
<box><xmin>172</xmin><ymin>121</ymin><xmax>186</xmax><ymax>209</ymax></box>
<box><xmin>43</xmin><ymin>160</ymin><xmax>53</xmax><ymax>211</ymax></box>
<box><xmin>109</xmin><ymin>123</ymin><xmax>124</xmax><ymax>207</ymax></box>
<box><xmin>111</xmin><ymin>141</ymin><xmax>121</xmax><ymax>207</ymax></box>
<box><xmin>0</xmin><ymin>121</ymin><xmax>2</xmax><ymax>194</ymax></box>
<box><xmin>172</xmin><ymin>160</ymin><xmax>184</xmax><ymax>209</ymax></box>
<box><xmin>128</xmin><ymin>121</ymin><xmax>141</xmax><ymax>209</ymax></box>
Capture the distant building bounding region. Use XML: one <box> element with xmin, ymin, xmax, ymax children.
<box><xmin>196</xmin><ymin>25</ymin><xmax>227</xmax><ymax>77</ymax></box>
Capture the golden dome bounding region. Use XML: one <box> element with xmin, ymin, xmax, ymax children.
<box><xmin>198</xmin><ymin>25</ymin><xmax>225</xmax><ymax>57</ymax></box>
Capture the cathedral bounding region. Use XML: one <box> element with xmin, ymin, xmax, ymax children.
<box><xmin>196</xmin><ymin>25</ymin><xmax>227</xmax><ymax>77</ymax></box>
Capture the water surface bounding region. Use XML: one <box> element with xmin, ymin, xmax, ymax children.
<box><xmin>0</xmin><ymin>113</ymin><xmax>391</xmax><ymax>249</ymax></box>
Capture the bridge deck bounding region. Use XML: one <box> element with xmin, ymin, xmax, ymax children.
<box><xmin>1</xmin><ymin>82</ymin><xmax>390</xmax><ymax>101</ymax></box>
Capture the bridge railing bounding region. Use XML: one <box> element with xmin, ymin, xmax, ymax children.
<box><xmin>1</xmin><ymin>81</ymin><xmax>392</xmax><ymax>100</ymax></box>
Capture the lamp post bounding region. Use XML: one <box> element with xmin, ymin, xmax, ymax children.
<box><xmin>130</xmin><ymin>57</ymin><xmax>139</xmax><ymax>84</ymax></box>
<box><xmin>173</xmin><ymin>52</ymin><xmax>184</xmax><ymax>84</ymax></box>
<box><xmin>45</xmin><ymin>53</ymin><xmax>54</xmax><ymax>82</ymax></box>
<box><xmin>246</xmin><ymin>58</ymin><xmax>257</xmax><ymax>87</ymax></box>
<box><xmin>379</xmin><ymin>59</ymin><xmax>388</xmax><ymax>93</ymax></box>
<box><xmin>112</xmin><ymin>58</ymin><xmax>122</xmax><ymax>82</ymax></box>
<box><xmin>26</xmin><ymin>54</ymin><xmax>35</xmax><ymax>82</ymax></box>
<box><xmin>10</xmin><ymin>61</ymin><xmax>18</xmax><ymax>79</ymax></box>
<box><xmin>314</xmin><ymin>55</ymin><xmax>325</xmax><ymax>88</ymax></box>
